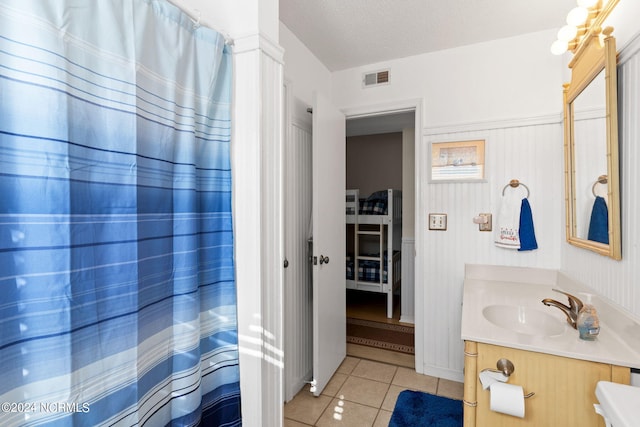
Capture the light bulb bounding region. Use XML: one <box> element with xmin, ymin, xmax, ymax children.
<box><xmin>557</xmin><ymin>25</ymin><xmax>578</xmax><ymax>42</ymax></box>
<box><xmin>577</xmin><ymin>0</ymin><xmax>598</xmax><ymax>8</ymax></box>
<box><xmin>551</xmin><ymin>39</ymin><xmax>568</xmax><ymax>55</ymax></box>
<box><xmin>567</xmin><ymin>7</ymin><xmax>589</xmax><ymax>26</ymax></box>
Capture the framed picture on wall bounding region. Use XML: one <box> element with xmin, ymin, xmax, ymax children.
<box><xmin>430</xmin><ymin>139</ymin><xmax>485</xmax><ymax>181</ymax></box>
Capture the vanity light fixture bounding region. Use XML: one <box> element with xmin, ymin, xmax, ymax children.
<box><xmin>558</xmin><ymin>25</ymin><xmax>578</xmax><ymax>42</ymax></box>
<box><xmin>551</xmin><ymin>39</ymin><xmax>569</xmax><ymax>56</ymax></box>
<box><xmin>566</xmin><ymin>6</ymin><xmax>589</xmax><ymax>27</ymax></box>
<box><xmin>550</xmin><ymin>0</ymin><xmax>619</xmax><ymax>55</ymax></box>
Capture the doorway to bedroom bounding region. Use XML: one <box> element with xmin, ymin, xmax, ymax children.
<box><xmin>282</xmin><ymin>92</ymin><xmax>419</xmax><ymax>402</ymax></box>
<box><xmin>345</xmin><ymin>111</ymin><xmax>416</xmax><ymax>364</ymax></box>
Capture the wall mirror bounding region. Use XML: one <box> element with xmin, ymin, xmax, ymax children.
<box><xmin>563</xmin><ymin>26</ymin><xmax>621</xmax><ymax>259</ymax></box>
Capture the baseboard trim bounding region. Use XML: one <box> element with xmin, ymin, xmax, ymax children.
<box><xmin>399</xmin><ymin>315</ymin><xmax>415</xmax><ymax>324</ymax></box>
<box><xmin>422</xmin><ymin>364</ymin><xmax>464</xmax><ymax>383</ymax></box>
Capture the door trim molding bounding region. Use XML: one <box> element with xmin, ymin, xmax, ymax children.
<box><xmin>342</xmin><ymin>98</ymin><xmax>425</xmax><ymax>374</ymax></box>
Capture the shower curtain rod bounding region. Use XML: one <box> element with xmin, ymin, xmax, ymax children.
<box><xmin>165</xmin><ymin>0</ymin><xmax>234</xmax><ymax>45</ymax></box>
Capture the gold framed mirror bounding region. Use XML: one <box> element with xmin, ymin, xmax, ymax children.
<box><xmin>563</xmin><ymin>26</ymin><xmax>621</xmax><ymax>259</ymax></box>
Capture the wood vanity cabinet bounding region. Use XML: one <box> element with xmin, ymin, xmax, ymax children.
<box><xmin>463</xmin><ymin>341</ymin><xmax>631</xmax><ymax>427</ymax></box>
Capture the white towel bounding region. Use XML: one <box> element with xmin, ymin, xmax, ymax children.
<box><xmin>495</xmin><ymin>191</ymin><xmax>521</xmax><ymax>249</ymax></box>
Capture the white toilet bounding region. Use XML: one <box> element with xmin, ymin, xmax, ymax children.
<box><xmin>594</xmin><ymin>381</ymin><xmax>640</xmax><ymax>427</ymax></box>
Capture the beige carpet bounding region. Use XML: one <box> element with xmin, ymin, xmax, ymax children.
<box><xmin>346</xmin><ymin>317</ymin><xmax>415</xmax><ymax>354</ymax></box>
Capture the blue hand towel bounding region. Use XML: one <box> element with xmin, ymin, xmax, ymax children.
<box><xmin>588</xmin><ymin>196</ymin><xmax>609</xmax><ymax>244</ymax></box>
<box><xmin>518</xmin><ymin>198</ymin><xmax>538</xmax><ymax>251</ymax></box>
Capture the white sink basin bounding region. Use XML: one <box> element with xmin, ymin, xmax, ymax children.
<box><xmin>482</xmin><ymin>304</ymin><xmax>565</xmax><ymax>336</ymax></box>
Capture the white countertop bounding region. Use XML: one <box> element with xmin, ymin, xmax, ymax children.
<box><xmin>461</xmin><ymin>264</ymin><xmax>640</xmax><ymax>369</ymax></box>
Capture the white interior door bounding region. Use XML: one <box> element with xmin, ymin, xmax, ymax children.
<box><xmin>311</xmin><ymin>92</ymin><xmax>346</xmax><ymax>396</ymax></box>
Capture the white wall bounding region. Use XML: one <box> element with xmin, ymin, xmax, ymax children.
<box><xmin>177</xmin><ymin>0</ymin><xmax>267</xmax><ymax>39</ymax></box>
<box><xmin>330</xmin><ymin>29</ymin><xmax>567</xmax><ymax>381</ymax></box>
<box><xmin>329</xmin><ymin>17</ymin><xmax>640</xmax><ymax>383</ymax></box>
<box><xmin>280</xmin><ymin>23</ymin><xmax>332</xmax><ymax>125</ymax></box>
<box><xmin>422</xmin><ymin>122</ymin><xmax>563</xmax><ymax>380</ymax></box>
<box><xmin>332</xmin><ymin>29</ymin><xmax>564</xmax><ymax>126</ymax></box>
<box><xmin>606</xmin><ymin>1</ymin><xmax>640</xmax><ymax>52</ymax></box>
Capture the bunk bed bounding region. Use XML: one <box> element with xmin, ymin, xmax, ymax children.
<box><xmin>345</xmin><ymin>188</ymin><xmax>402</xmax><ymax>318</ymax></box>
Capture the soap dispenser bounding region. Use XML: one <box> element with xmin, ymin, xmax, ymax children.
<box><xmin>577</xmin><ymin>297</ymin><xmax>600</xmax><ymax>341</ymax></box>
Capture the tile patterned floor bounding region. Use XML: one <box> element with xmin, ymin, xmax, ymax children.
<box><xmin>283</xmin><ymin>355</ymin><xmax>464</xmax><ymax>426</ymax></box>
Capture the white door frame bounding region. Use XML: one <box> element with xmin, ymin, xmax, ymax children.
<box><xmin>342</xmin><ymin>98</ymin><xmax>424</xmax><ymax>374</ymax></box>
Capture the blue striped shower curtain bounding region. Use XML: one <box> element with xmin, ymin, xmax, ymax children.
<box><xmin>0</xmin><ymin>1</ymin><xmax>241</xmax><ymax>426</ymax></box>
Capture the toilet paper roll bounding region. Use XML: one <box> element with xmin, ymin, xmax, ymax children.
<box><xmin>489</xmin><ymin>382</ymin><xmax>525</xmax><ymax>418</ymax></box>
<box><xmin>479</xmin><ymin>370</ymin><xmax>508</xmax><ymax>390</ymax></box>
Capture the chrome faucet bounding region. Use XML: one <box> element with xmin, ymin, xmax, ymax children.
<box><xmin>541</xmin><ymin>289</ymin><xmax>584</xmax><ymax>329</ymax></box>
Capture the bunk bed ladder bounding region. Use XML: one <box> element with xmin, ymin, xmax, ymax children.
<box><xmin>346</xmin><ymin>188</ymin><xmax>398</xmax><ymax>319</ymax></box>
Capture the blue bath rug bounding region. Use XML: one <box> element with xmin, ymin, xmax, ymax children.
<box><xmin>389</xmin><ymin>390</ymin><xmax>463</xmax><ymax>427</ymax></box>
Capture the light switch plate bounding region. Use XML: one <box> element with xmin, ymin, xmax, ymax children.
<box><xmin>429</xmin><ymin>213</ymin><xmax>447</xmax><ymax>230</ymax></box>
<box><xmin>479</xmin><ymin>213</ymin><xmax>492</xmax><ymax>231</ymax></box>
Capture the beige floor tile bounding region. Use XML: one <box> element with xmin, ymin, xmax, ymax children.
<box><xmin>437</xmin><ymin>378</ymin><xmax>464</xmax><ymax>400</ymax></box>
<box><xmin>316</xmin><ymin>397</ymin><xmax>379</xmax><ymax>427</ymax></box>
<box><xmin>392</xmin><ymin>366</ymin><xmax>438</xmax><ymax>393</ymax></box>
<box><xmin>373</xmin><ymin>410</ymin><xmax>393</xmax><ymax>427</ymax></box>
<box><xmin>380</xmin><ymin>384</ymin><xmax>407</xmax><ymax>412</ymax></box>
<box><xmin>350</xmin><ymin>359</ymin><xmax>397</xmax><ymax>383</ymax></box>
<box><xmin>284</xmin><ymin>419</ymin><xmax>313</xmax><ymax>427</ymax></box>
<box><xmin>322</xmin><ymin>372</ymin><xmax>348</xmax><ymax>397</ymax></box>
<box><xmin>337</xmin><ymin>376</ymin><xmax>390</xmax><ymax>408</ymax></box>
<box><xmin>283</xmin><ymin>391</ymin><xmax>332</xmax><ymax>425</ymax></box>
<box><xmin>336</xmin><ymin>356</ymin><xmax>360</xmax><ymax>375</ymax></box>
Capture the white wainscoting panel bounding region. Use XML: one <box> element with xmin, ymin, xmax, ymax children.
<box><xmin>400</xmin><ymin>238</ymin><xmax>415</xmax><ymax>324</ymax></box>
<box><xmin>283</xmin><ymin>114</ymin><xmax>314</xmax><ymax>401</ymax></box>
<box><xmin>419</xmin><ymin>120</ymin><xmax>564</xmax><ymax>381</ymax></box>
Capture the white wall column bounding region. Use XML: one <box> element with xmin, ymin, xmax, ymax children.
<box><xmin>233</xmin><ymin>33</ymin><xmax>284</xmax><ymax>426</ymax></box>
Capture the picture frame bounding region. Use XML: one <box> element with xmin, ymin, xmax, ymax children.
<box><xmin>430</xmin><ymin>139</ymin><xmax>485</xmax><ymax>182</ymax></box>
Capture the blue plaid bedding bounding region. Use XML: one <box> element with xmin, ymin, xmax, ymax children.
<box><xmin>359</xmin><ymin>199</ymin><xmax>387</xmax><ymax>215</ymax></box>
<box><xmin>359</xmin><ymin>190</ymin><xmax>388</xmax><ymax>215</ymax></box>
<box><xmin>346</xmin><ymin>252</ymin><xmax>392</xmax><ymax>283</ymax></box>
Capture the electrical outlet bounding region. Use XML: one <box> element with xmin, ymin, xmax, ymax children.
<box><xmin>429</xmin><ymin>213</ymin><xmax>447</xmax><ymax>231</ymax></box>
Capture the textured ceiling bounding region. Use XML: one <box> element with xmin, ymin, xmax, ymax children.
<box><xmin>280</xmin><ymin>0</ymin><xmax>577</xmax><ymax>71</ymax></box>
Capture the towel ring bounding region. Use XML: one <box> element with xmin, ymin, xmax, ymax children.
<box><xmin>592</xmin><ymin>175</ymin><xmax>608</xmax><ymax>197</ymax></box>
<box><xmin>501</xmin><ymin>179</ymin><xmax>530</xmax><ymax>198</ymax></box>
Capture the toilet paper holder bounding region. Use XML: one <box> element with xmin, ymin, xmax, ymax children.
<box><xmin>481</xmin><ymin>358</ymin><xmax>535</xmax><ymax>398</ymax></box>
<box><xmin>481</xmin><ymin>358</ymin><xmax>515</xmax><ymax>377</ymax></box>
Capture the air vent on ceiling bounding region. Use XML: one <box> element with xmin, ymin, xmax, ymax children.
<box><xmin>363</xmin><ymin>69</ymin><xmax>390</xmax><ymax>88</ymax></box>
